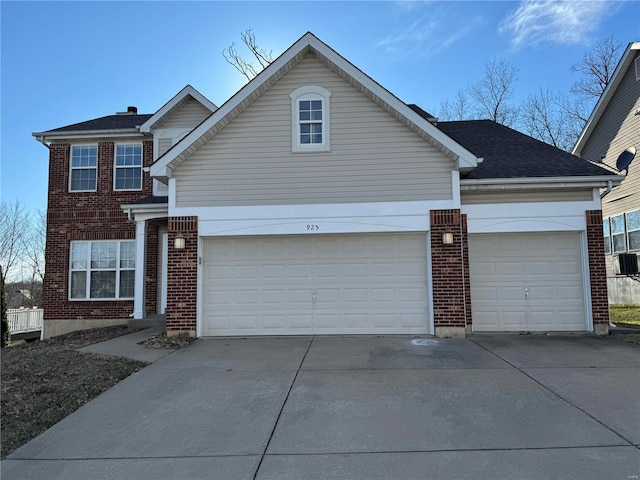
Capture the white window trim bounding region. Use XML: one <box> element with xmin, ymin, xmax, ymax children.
<box><xmin>290</xmin><ymin>85</ymin><xmax>331</xmax><ymax>153</ymax></box>
<box><xmin>113</xmin><ymin>143</ymin><xmax>143</xmax><ymax>191</ymax></box>
<box><xmin>69</xmin><ymin>240</ymin><xmax>136</xmax><ymax>301</ymax></box>
<box><xmin>69</xmin><ymin>145</ymin><xmax>98</xmax><ymax>192</ymax></box>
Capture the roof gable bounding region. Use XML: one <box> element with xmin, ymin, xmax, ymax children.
<box><xmin>573</xmin><ymin>42</ymin><xmax>640</xmax><ymax>156</ymax></box>
<box><xmin>139</xmin><ymin>85</ymin><xmax>217</xmax><ymax>133</ymax></box>
<box><xmin>150</xmin><ymin>32</ymin><xmax>480</xmax><ymax>181</ymax></box>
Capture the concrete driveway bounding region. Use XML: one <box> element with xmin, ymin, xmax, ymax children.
<box><xmin>2</xmin><ymin>335</ymin><xmax>639</xmax><ymax>479</ymax></box>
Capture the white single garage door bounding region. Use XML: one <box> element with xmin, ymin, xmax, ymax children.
<box><xmin>202</xmin><ymin>233</ymin><xmax>429</xmax><ymax>336</ymax></box>
<box><xmin>469</xmin><ymin>232</ymin><xmax>586</xmax><ymax>332</ymax></box>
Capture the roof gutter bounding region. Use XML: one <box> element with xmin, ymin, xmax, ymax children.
<box><xmin>460</xmin><ymin>175</ymin><xmax>623</xmax><ymax>192</ymax></box>
<box><xmin>31</xmin><ymin>129</ymin><xmax>147</xmax><ymax>142</ymax></box>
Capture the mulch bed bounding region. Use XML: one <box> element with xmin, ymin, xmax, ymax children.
<box><xmin>1</xmin><ymin>326</ymin><xmax>147</xmax><ymax>459</ymax></box>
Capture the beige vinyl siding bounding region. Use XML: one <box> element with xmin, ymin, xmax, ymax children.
<box><xmin>161</xmin><ymin>98</ymin><xmax>212</xmax><ymax>130</ymax></box>
<box><xmin>582</xmin><ymin>52</ymin><xmax>640</xmax><ymax>217</ymax></box>
<box><xmin>174</xmin><ymin>55</ymin><xmax>453</xmax><ymax>207</ymax></box>
<box><xmin>158</xmin><ymin>138</ymin><xmax>173</xmax><ymax>157</ymax></box>
<box><xmin>461</xmin><ymin>189</ymin><xmax>594</xmax><ymax>205</ymax></box>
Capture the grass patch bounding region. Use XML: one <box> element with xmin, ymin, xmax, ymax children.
<box><xmin>1</xmin><ymin>326</ymin><xmax>147</xmax><ymax>459</ymax></box>
<box><xmin>140</xmin><ymin>330</ymin><xmax>196</xmax><ymax>349</ymax></box>
<box><xmin>610</xmin><ymin>304</ymin><xmax>640</xmax><ymax>326</ymax></box>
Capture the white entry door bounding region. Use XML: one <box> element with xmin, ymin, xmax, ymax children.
<box><xmin>201</xmin><ymin>233</ymin><xmax>429</xmax><ymax>336</ymax></box>
<box><xmin>469</xmin><ymin>232</ymin><xmax>586</xmax><ymax>332</ymax></box>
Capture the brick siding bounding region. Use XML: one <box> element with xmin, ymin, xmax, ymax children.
<box><xmin>430</xmin><ymin>209</ymin><xmax>469</xmax><ymax>330</ymax></box>
<box><xmin>586</xmin><ymin>210</ymin><xmax>610</xmax><ymax>326</ymax></box>
<box><xmin>166</xmin><ymin>216</ymin><xmax>198</xmax><ymax>333</ymax></box>
<box><xmin>43</xmin><ymin>140</ymin><xmax>158</xmax><ymax>321</ymax></box>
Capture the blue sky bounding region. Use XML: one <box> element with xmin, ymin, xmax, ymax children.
<box><xmin>2</xmin><ymin>1</ymin><xmax>639</xmax><ymax>213</ymax></box>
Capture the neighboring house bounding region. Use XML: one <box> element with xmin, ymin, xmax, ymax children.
<box><xmin>34</xmin><ymin>32</ymin><xmax>621</xmax><ymax>339</ymax></box>
<box><xmin>573</xmin><ymin>42</ymin><xmax>640</xmax><ymax>305</ymax></box>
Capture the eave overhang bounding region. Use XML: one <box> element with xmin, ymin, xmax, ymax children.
<box><xmin>33</xmin><ymin>129</ymin><xmax>147</xmax><ymax>143</ymax></box>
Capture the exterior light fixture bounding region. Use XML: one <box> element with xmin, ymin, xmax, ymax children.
<box><xmin>174</xmin><ymin>235</ymin><xmax>186</xmax><ymax>250</ymax></box>
<box><xmin>442</xmin><ymin>232</ymin><xmax>454</xmax><ymax>245</ymax></box>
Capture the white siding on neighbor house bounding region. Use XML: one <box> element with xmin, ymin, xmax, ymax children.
<box><xmin>581</xmin><ymin>53</ymin><xmax>640</xmax><ymax>216</ymax></box>
<box><xmin>160</xmin><ymin>98</ymin><xmax>212</xmax><ymax>131</ymax></box>
<box><xmin>174</xmin><ymin>55</ymin><xmax>454</xmax><ymax>207</ymax></box>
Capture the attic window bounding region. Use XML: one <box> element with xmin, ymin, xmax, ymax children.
<box><xmin>290</xmin><ymin>86</ymin><xmax>331</xmax><ymax>152</ymax></box>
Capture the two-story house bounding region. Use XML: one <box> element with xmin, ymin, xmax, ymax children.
<box><xmin>34</xmin><ymin>33</ymin><xmax>620</xmax><ymax>339</ymax></box>
<box><xmin>573</xmin><ymin>42</ymin><xmax>640</xmax><ymax>305</ymax></box>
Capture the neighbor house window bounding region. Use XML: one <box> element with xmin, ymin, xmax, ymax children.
<box><xmin>114</xmin><ymin>144</ymin><xmax>142</xmax><ymax>190</ymax></box>
<box><xmin>70</xmin><ymin>145</ymin><xmax>97</xmax><ymax>191</ymax></box>
<box><xmin>70</xmin><ymin>240</ymin><xmax>135</xmax><ymax>300</ymax></box>
<box><xmin>603</xmin><ymin>218</ymin><xmax>611</xmax><ymax>255</ymax></box>
<box><xmin>626</xmin><ymin>210</ymin><xmax>640</xmax><ymax>252</ymax></box>
<box><xmin>290</xmin><ymin>86</ymin><xmax>331</xmax><ymax>152</ymax></box>
<box><xmin>611</xmin><ymin>214</ymin><xmax>626</xmax><ymax>254</ymax></box>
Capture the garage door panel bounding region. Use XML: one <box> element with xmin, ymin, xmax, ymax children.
<box><xmin>202</xmin><ymin>234</ymin><xmax>428</xmax><ymax>336</ymax></box>
<box><xmin>470</xmin><ymin>233</ymin><xmax>586</xmax><ymax>332</ymax></box>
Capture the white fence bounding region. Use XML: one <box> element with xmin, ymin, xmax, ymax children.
<box><xmin>7</xmin><ymin>307</ymin><xmax>43</xmax><ymax>336</ymax></box>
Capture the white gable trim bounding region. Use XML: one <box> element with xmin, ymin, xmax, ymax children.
<box><xmin>150</xmin><ymin>32</ymin><xmax>480</xmax><ymax>180</ymax></box>
<box><xmin>572</xmin><ymin>42</ymin><xmax>640</xmax><ymax>156</ymax></box>
<box><xmin>140</xmin><ymin>85</ymin><xmax>217</xmax><ymax>134</ymax></box>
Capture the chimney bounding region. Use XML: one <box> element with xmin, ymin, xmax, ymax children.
<box><xmin>127</xmin><ymin>106</ymin><xmax>138</xmax><ymax>115</ymax></box>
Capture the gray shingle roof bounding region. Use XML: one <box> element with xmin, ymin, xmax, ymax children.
<box><xmin>46</xmin><ymin>114</ymin><xmax>153</xmax><ymax>133</ymax></box>
<box><xmin>436</xmin><ymin>120</ymin><xmax>613</xmax><ymax>179</ymax></box>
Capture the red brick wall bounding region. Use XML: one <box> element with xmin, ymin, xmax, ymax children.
<box><xmin>43</xmin><ymin>140</ymin><xmax>158</xmax><ymax>321</ymax></box>
<box><xmin>461</xmin><ymin>214</ymin><xmax>472</xmax><ymax>327</ymax></box>
<box><xmin>586</xmin><ymin>210</ymin><xmax>610</xmax><ymax>326</ymax></box>
<box><xmin>430</xmin><ymin>209</ymin><xmax>469</xmax><ymax>330</ymax></box>
<box><xmin>166</xmin><ymin>216</ymin><xmax>198</xmax><ymax>332</ymax></box>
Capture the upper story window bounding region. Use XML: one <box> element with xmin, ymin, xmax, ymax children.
<box><xmin>70</xmin><ymin>145</ymin><xmax>97</xmax><ymax>191</ymax></box>
<box><xmin>114</xmin><ymin>144</ymin><xmax>142</xmax><ymax>190</ymax></box>
<box><xmin>290</xmin><ymin>86</ymin><xmax>331</xmax><ymax>152</ymax></box>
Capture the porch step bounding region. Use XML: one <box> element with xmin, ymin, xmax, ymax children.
<box><xmin>129</xmin><ymin>314</ymin><xmax>166</xmax><ymax>329</ymax></box>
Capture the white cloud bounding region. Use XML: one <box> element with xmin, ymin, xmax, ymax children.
<box><xmin>500</xmin><ymin>0</ymin><xmax>618</xmax><ymax>48</ymax></box>
<box><xmin>376</xmin><ymin>7</ymin><xmax>483</xmax><ymax>59</ymax></box>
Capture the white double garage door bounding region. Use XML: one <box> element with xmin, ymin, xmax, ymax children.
<box><xmin>201</xmin><ymin>232</ymin><xmax>587</xmax><ymax>336</ymax></box>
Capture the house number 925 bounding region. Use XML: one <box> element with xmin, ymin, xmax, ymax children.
<box><xmin>306</xmin><ymin>224</ymin><xmax>319</xmax><ymax>231</ymax></box>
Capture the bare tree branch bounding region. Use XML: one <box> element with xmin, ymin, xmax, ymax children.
<box><xmin>570</xmin><ymin>36</ymin><xmax>622</xmax><ymax>101</ymax></box>
<box><xmin>469</xmin><ymin>58</ymin><xmax>519</xmax><ymax>126</ymax></box>
<box><xmin>223</xmin><ymin>29</ymin><xmax>274</xmax><ymax>81</ymax></box>
<box><xmin>0</xmin><ymin>200</ymin><xmax>30</xmax><ymax>283</ymax></box>
<box><xmin>437</xmin><ymin>90</ymin><xmax>473</xmax><ymax>121</ymax></box>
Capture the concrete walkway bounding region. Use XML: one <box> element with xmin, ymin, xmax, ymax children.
<box><xmin>2</xmin><ymin>333</ymin><xmax>639</xmax><ymax>479</ymax></box>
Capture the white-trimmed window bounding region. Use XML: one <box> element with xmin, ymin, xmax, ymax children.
<box><xmin>611</xmin><ymin>214</ymin><xmax>626</xmax><ymax>254</ymax></box>
<box><xmin>70</xmin><ymin>145</ymin><xmax>97</xmax><ymax>191</ymax></box>
<box><xmin>114</xmin><ymin>144</ymin><xmax>143</xmax><ymax>190</ymax></box>
<box><xmin>70</xmin><ymin>240</ymin><xmax>135</xmax><ymax>300</ymax></box>
<box><xmin>290</xmin><ymin>86</ymin><xmax>331</xmax><ymax>152</ymax></box>
<box><xmin>626</xmin><ymin>210</ymin><xmax>640</xmax><ymax>251</ymax></box>
<box><xmin>603</xmin><ymin>218</ymin><xmax>612</xmax><ymax>255</ymax></box>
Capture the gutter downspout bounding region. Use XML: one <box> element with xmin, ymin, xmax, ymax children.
<box><xmin>36</xmin><ymin>136</ymin><xmax>50</xmax><ymax>149</ymax></box>
<box><xmin>600</xmin><ymin>180</ymin><xmax>613</xmax><ymax>199</ymax></box>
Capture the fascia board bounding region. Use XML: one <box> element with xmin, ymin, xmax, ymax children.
<box><xmin>140</xmin><ymin>85</ymin><xmax>217</xmax><ymax>133</ymax></box>
<box><xmin>460</xmin><ymin>175</ymin><xmax>624</xmax><ymax>191</ymax></box>
<box><xmin>572</xmin><ymin>42</ymin><xmax>640</xmax><ymax>156</ymax></box>
<box><xmin>120</xmin><ymin>203</ymin><xmax>168</xmax><ymax>214</ymax></box>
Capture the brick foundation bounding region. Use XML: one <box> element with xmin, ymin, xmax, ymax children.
<box><xmin>430</xmin><ymin>209</ymin><xmax>469</xmax><ymax>337</ymax></box>
<box><xmin>166</xmin><ymin>216</ymin><xmax>198</xmax><ymax>335</ymax></box>
<box><xmin>586</xmin><ymin>210</ymin><xmax>610</xmax><ymax>334</ymax></box>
